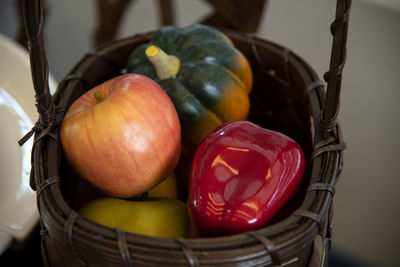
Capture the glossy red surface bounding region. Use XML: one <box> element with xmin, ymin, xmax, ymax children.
<box><xmin>188</xmin><ymin>121</ymin><xmax>305</xmax><ymax>236</ymax></box>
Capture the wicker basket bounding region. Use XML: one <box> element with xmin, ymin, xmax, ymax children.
<box><xmin>19</xmin><ymin>0</ymin><xmax>350</xmax><ymax>266</ymax></box>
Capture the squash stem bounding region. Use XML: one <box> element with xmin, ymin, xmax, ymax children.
<box><xmin>145</xmin><ymin>45</ymin><xmax>180</xmax><ymax>80</ymax></box>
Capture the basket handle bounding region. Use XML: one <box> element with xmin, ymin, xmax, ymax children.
<box><xmin>19</xmin><ymin>0</ymin><xmax>351</xmax><ymax>135</ymax></box>
<box><xmin>20</xmin><ymin>0</ymin><xmax>53</xmax><ymax>130</ymax></box>
<box><xmin>322</xmin><ymin>0</ymin><xmax>351</xmax><ymax>130</ymax></box>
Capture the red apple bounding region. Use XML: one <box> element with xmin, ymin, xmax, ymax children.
<box><xmin>188</xmin><ymin>121</ymin><xmax>305</xmax><ymax>236</ymax></box>
<box><xmin>60</xmin><ymin>74</ymin><xmax>181</xmax><ymax>198</ymax></box>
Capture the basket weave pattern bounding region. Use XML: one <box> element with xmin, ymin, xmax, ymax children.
<box><xmin>19</xmin><ymin>0</ymin><xmax>350</xmax><ymax>266</ymax></box>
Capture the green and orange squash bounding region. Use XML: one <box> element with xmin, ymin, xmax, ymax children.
<box><xmin>126</xmin><ymin>24</ymin><xmax>253</xmax><ymax>151</ymax></box>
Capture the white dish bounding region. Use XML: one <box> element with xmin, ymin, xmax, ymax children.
<box><xmin>0</xmin><ymin>33</ymin><xmax>57</xmax><ymax>254</ymax></box>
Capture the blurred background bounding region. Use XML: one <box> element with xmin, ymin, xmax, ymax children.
<box><xmin>1</xmin><ymin>0</ymin><xmax>399</xmax><ymax>266</ymax></box>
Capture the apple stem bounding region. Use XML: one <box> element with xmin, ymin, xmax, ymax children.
<box><xmin>145</xmin><ymin>45</ymin><xmax>180</xmax><ymax>80</ymax></box>
<box><xmin>94</xmin><ymin>91</ymin><xmax>104</xmax><ymax>103</ymax></box>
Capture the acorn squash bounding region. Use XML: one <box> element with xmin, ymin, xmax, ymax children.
<box><xmin>126</xmin><ymin>24</ymin><xmax>253</xmax><ymax>150</ymax></box>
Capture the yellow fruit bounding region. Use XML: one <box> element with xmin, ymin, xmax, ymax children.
<box><xmin>148</xmin><ymin>172</ymin><xmax>178</xmax><ymax>198</ymax></box>
<box><xmin>79</xmin><ymin>197</ymin><xmax>189</xmax><ymax>238</ymax></box>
